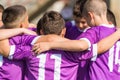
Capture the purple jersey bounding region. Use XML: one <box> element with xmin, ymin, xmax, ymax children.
<box><xmin>0</xmin><ymin>35</ymin><xmax>36</xmax><ymax>80</ymax></box>
<box><xmin>78</xmin><ymin>24</ymin><xmax>119</xmax><ymax>80</ymax></box>
<box><xmin>65</xmin><ymin>21</ymin><xmax>83</xmax><ymax>40</ymax></box>
<box><xmin>0</xmin><ymin>35</ymin><xmax>24</xmax><ymax>80</ymax></box>
<box><xmin>12</xmin><ymin>48</ymin><xmax>94</xmax><ymax>80</ymax></box>
<box><xmin>9</xmin><ymin>35</ymin><xmax>95</xmax><ymax>80</ymax></box>
<box><xmin>65</xmin><ymin>21</ymin><xmax>91</xmax><ymax>80</ymax></box>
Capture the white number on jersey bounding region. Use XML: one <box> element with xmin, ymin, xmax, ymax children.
<box><xmin>37</xmin><ymin>53</ymin><xmax>62</xmax><ymax>80</ymax></box>
<box><xmin>108</xmin><ymin>41</ymin><xmax>120</xmax><ymax>72</ymax></box>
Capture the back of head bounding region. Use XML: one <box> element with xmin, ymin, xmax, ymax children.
<box><xmin>0</xmin><ymin>4</ymin><xmax>4</xmax><ymax>12</ymax></box>
<box><xmin>2</xmin><ymin>5</ymin><xmax>27</xmax><ymax>28</ymax></box>
<box><xmin>107</xmin><ymin>9</ymin><xmax>117</xmax><ymax>26</ymax></box>
<box><xmin>83</xmin><ymin>0</ymin><xmax>107</xmax><ymax>16</ymax></box>
<box><xmin>37</xmin><ymin>18</ymin><xmax>42</xmax><ymax>35</ymax></box>
<box><xmin>37</xmin><ymin>11</ymin><xmax>65</xmax><ymax>35</ymax></box>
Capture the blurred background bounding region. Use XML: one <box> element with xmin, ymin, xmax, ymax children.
<box><xmin>0</xmin><ymin>0</ymin><xmax>120</xmax><ymax>27</ymax></box>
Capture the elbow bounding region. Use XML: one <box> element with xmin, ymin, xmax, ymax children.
<box><xmin>79</xmin><ymin>45</ymin><xmax>88</xmax><ymax>51</ymax></box>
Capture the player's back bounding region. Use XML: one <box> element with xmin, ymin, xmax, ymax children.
<box><xmin>25</xmin><ymin>50</ymin><xmax>82</xmax><ymax>80</ymax></box>
<box><xmin>86</xmin><ymin>25</ymin><xmax>120</xmax><ymax>80</ymax></box>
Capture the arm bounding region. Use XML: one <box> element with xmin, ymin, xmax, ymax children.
<box><xmin>33</xmin><ymin>29</ymin><xmax>120</xmax><ymax>54</ymax></box>
<box><xmin>33</xmin><ymin>39</ymin><xmax>89</xmax><ymax>54</ymax></box>
<box><xmin>0</xmin><ymin>35</ymin><xmax>65</xmax><ymax>59</ymax></box>
<box><xmin>35</xmin><ymin>34</ymin><xmax>69</xmax><ymax>43</ymax></box>
<box><xmin>47</xmin><ymin>39</ymin><xmax>88</xmax><ymax>51</ymax></box>
<box><xmin>97</xmin><ymin>29</ymin><xmax>120</xmax><ymax>54</ymax></box>
<box><xmin>0</xmin><ymin>28</ymin><xmax>37</xmax><ymax>40</ymax></box>
<box><xmin>0</xmin><ymin>39</ymin><xmax>10</xmax><ymax>57</ymax></box>
<box><xmin>0</xmin><ymin>39</ymin><xmax>33</xmax><ymax>60</ymax></box>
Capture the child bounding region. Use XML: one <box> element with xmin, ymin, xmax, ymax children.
<box><xmin>0</xmin><ymin>5</ymin><xmax>36</xmax><ymax>80</ymax></box>
<box><xmin>65</xmin><ymin>0</ymin><xmax>89</xmax><ymax>40</ymax></box>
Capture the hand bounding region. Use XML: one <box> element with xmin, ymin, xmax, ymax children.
<box><xmin>29</xmin><ymin>23</ymin><xmax>36</xmax><ymax>28</ymax></box>
<box><xmin>21</xmin><ymin>28</ymin><xmax>37</xmax><ymax>35</ymax></box>
<box><xmin>32</xmin><ymin>42</ymin><xmax>51</xmax><ymax>55</ymax></box>
<box><xmin>116</xmin><ymin>27</ymin><xmax>120</xmax><ymax>32</ymax></box>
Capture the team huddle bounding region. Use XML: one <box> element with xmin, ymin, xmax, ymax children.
<box><xmin>0</xmin><ymin>0</ymin><xmax>120</xmax><ymax>80</ymax></box>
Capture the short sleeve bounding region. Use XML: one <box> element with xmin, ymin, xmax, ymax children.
<box><xmin>21</xmin><ymin>35</ymin><xmax>39</xmax><ymax>45</ymax></box>
<box><xmin>8</xmin><ymin>45</ymin><xmax>33</xmax><ymax>60</ymax></box>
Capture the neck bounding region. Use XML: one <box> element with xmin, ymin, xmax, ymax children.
<box><xmin>94</xmin><ymin>14</ymin><xmax>109</xmax><ymax>26</ymax></box>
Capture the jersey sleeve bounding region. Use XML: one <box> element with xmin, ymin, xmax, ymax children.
<box><xmin>8</xmin><ymin>35</ymin><xmax>42</xmax><ymax>60</ymax></box>
<box><xmin>21</xmin><ymin>35</ymin><xmax>40</xmax><ymax>45</ymax></box>
<box><xmin>8</xmin><ymin>45</ymin><xmax>34</xmax><ymax>60</ymax></box>
<box><xmin>68</xmin><ymin>44</ymin><xmax>97</xmax><ymax>62</ymax></box>
<box><xmin>77</xmin><ymin>27</ymin><xmax>99</xmax><ymax>46</ymax></box>
<box><xmin>71</xmin><ymin>28</ymin><xmax>99</xmax><ymax>61</ymax></box>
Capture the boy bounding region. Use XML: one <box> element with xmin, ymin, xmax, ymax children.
<box><xmin>65</xmin><ymin>0</ymin><xmax>89</xmax><ymax>40</ymax></box>
<box><xmin>0</xmin><ymin>5</ymin><xmax>36</xmax><ymax>80</ymax></box>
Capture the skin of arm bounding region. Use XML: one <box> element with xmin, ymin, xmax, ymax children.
<box><xmin>0</xmin><ymin>28</ymin><xmax>37</xmax><ymax>40</ymax></box>
<box><xmin>33</xmin><ymin>38</ymin><xmax>89</xmax><ymax>54</ymax></box>
<box><xmin>0</xmin><ymin>39</ymin><xmax>33</xmax><ymax>59</ymax></box>
<box><xmin>33</xmin><ymin>29</ymin><xmax>120</xmax><ymax>54</ymax></box>
<box><xmin>0</xmin><ymin>29</ymin><xmax>120</xmax><ymax>57</ymax></box>
<box><xmin>0</xmin><ymin>39</ymin><xmax>10</xmax><ymax>57</ymax></box>
<box><xmin>35</xmin><ymin>34</ymin><xmax>69</xmax><ymax>43</ymax></box>
<box><xmin>0</xmin><ymin>34</ymin><xmax>68</xmax><ymax>57</ymax></box>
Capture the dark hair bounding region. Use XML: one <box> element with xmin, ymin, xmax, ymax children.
<box><xmin>0</xmin><ymin>4</ymin><xmax>4</xmax><ymax>12</ymax></box>
<box><xmin>73</xmin><ymin>0</ymin><xmax>87</xmax><ymax>18</ymax></box>
<box><xmin>73</xmin><ymin>1</ymin><xmax>82</xmax><ymax>18</ymax></box>
<box><xmin>107</xmin><ymin>9</ymin><xmax>117</xmax><ymax>26</ymax></box>
<box><xmin>37</xmin><ymin>18</ymin><xmax>42</xmax><ymax>35</ymax></box>
<box><xmin>2</xmin><ymin>5</ymin><xmax>27</xmax><ymax>28</ymax></box>
<box><xmin>37</xmin><ymin>11</ymin><xmax>65</xmax><ymax>35</ymax></box>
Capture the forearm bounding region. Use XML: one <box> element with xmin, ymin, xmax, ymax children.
<box><xmin>97</xmin><ymin>31</ymin><xmax>120</xmax><ymax>54</ymax></box>
<box><xmin>49</xmin><ymin>40</ymin><xmax>89</xmax><ymax>51</ymax></box>
<box><xmin>35</xmin><ymin>34</ymin><xmax>69</xmax><ymax>43</ymax></box>
<box><xmin>0</xmin><ymin>28</ymin><xmax>24</xmax><ymax>40</ymax></box>
<box><xmin>0</xmin><ymin>43</ymin><xmax>32</xmax><ymax>60</ymax></box>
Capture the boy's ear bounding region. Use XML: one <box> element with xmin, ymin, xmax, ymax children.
<box><xmin>20</xmin><ymin>24</ymin><xmax>23</xmax><ymax>28</ymax></box>
<box><xmin>108</xmin><ymin>21</ymin><xmax>113</xmax><ymax>25</ymax></box>
<box><xmin>88</xmin><ymin>12</ymin><xmax>94</xmax><ymax>19</ymax></box>
<box><xmin>60</xmin><ymin>27</ymin><xmax>66</xmax><ymax>37</ymax></box>
<box><xmin>20</xmin><ymin>22</ymin><xmax>24</xmax><ymax>28</ymax></box>
<box><xmin>88</xmin><ymin>12</ymin><xmax>93</xmax><ymax>19</ymax></box>
<box><xmin>40</xmin><ymin>30</ymin><xmax>44</xmax><ymax>35</ymax></box>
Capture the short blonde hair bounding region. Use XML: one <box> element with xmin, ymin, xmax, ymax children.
<box><xmin>83</xmin><ymin>0</ymin><xmax>107</xmax><ymax>16</ymax></box>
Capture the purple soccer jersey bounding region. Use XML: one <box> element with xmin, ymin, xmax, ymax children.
<box><xmin>65</xmin><ymin>21</ymin><xmax>90</xmax><ymax>80</ymax></box>
<box><xmin>9</xmin><ymin>34</ymin><xmax>95</xmax><ymax>80</ymax></box>
<box><xmin>12</xmin><ymin>48</ymin><xmax>94</xmax><ymax>80</ymax></box>
<box><xmin>0</xmin><ymin>34</ymin><xmax>36</xmax><ymax>80</ymax></box>
<box><xmin>0</xmin><ymin>35</ymin><xmax>25</xmax><ymax>80</ymax></box>
<box><xmin>78</xmin><ymin>24</ymin><xmax>119</xmax><ymax>80</ymax></box>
